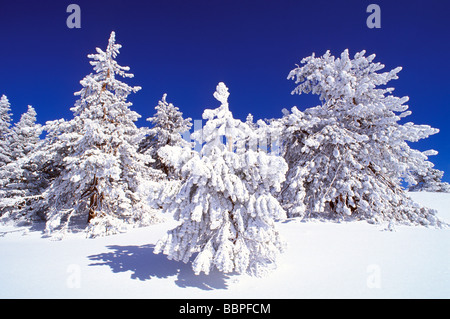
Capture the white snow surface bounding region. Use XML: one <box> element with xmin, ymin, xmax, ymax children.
<box><xmin>0</xmin><ymin>192</ymin><xmax>449</xmax><ymax>299</ymax></box>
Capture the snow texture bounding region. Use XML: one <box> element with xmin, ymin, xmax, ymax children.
<box><xmin>0</xmin><ymin>192</ymin><xmax>448</xmax><ymax>298</ymax></box>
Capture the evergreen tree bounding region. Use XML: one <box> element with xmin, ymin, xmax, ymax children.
<box><xmin>9</xmin><ymin>105</ymin><xmax>42</xmax><ymax>161</ymax></box>
<box><xmin>154</xmin><ymin>83</ymin><xmax>288</xmax><ymax>276</ymax></box>
<box><xmin>139</xmin><ymin>93</ymin><xmax>193</xmax><ymax>178</ymax></box>
<box><xmin>0</xmin><ymin>94</ymin><xmax>13</xmax><ymax>167</ymax></box>
<box><xmin>280</xmin><ymin>49</ymin><xmax>442</xmax><ymax>226</ymax></box>
<box><xmin>39</xmin><ymin>31</ymin><xmax>163</xmax><ymax>238</ymax></box>
<box><xmin>0</xmin><ymin>104</ymin><xmax>43</xmax><ymax>220</ymax></box>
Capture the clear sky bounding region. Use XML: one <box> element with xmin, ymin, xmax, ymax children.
<box><xmin>1</xmin><ymin>0</ymin><xmax>449</xmax><ymax>181</ymax></box>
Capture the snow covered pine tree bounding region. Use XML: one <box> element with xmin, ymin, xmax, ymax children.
<box><xmin>0</xmin><ymin>94</ymin><xmax>13</xmax><ymax>167</ymax></box>
<box><xmin>9</xmin><ymin>105</ymin><xmax>42</xmax><ymax>161</ymax></box>
<box><xmin>138</xmin><ymin>94</ymin><xmax>194</xmax><ymax>209</ymax></box>
<box><xmin>40</xmin><ymin>32</ymin><xmax>163</xmax><ymax>237</ymax></box>
<box><xmin>280</xmin><ymin>49</ymin><xmax>442</xmax><ymax>226</ymax></box>
<box><xmin>0</xmin><ymin>105</ymin><xmax>43</xmax><ymax>219</ymax></box>
<box><xmin>139</xmin><ymin>93</ymin><xmax>193</xmax><ymax>178</ymax></box>
<box><xmin>154</xmin><ymin>82</ymin><xmax>288</xmax><ymax>276</ymax></box>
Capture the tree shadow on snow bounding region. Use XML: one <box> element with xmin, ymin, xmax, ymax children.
<box><xmin>87</xmin><ymin>244</ymin><xmax>232</xmax><ymax>290</ymax></box>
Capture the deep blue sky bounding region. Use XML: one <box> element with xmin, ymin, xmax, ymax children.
<box><xmin>1</xmin><ymin>0</ymin><xmax>449</xmax><ymax>181</ymax></box>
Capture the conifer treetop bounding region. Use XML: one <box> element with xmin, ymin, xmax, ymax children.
<box><xmin>72</xmin><ymin>31</ymin><xmax>141</xmax><ymax>118</ymax></box>
<box><xmin>0</xmin><ymin>94</ymin><xmax>12</xmax><ymax>135</ymax></box>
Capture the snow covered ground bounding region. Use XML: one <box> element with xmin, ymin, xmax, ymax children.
<box><xmin>0</xmin><ymin>192</ymin><xmax>449</xmax><ymax>299</ymax></box>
